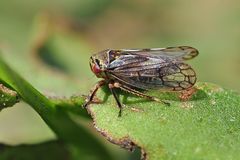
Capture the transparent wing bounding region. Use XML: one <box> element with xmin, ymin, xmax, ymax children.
<box><xmin>107</xmin><ymin>46</ymin><xmax>198</xmax><ymax>70</ymax></box>
<box><xmin>109</xmin><ymin>62</ymin><xmax>197</xmax><ymax>91</ymax></box>
<box><xmin>121</xmin><ymin>46</ymin><xmax>199</xmax><ymax>61</ymax></box>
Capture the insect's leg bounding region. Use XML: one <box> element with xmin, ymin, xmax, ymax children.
<box><xmin>83</xmin><ymin>80</ymin><xmax>106</xmax><ymax>108</ymax></box>
<box><xmin>119</xmin><ymin>85</ymin><xmax>170</xmax><ymax>106</ymax></box>
<box><xmin>108</xmin><ymin>83</ymin><xmax>123</xmax><ymax>117</ymax></box>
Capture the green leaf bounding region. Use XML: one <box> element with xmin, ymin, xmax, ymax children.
<box><xmin>0</xmin><ymin>140</ymin><xmax>70</xmax><ymax>160</ymax></box>
<box><xmin>50</xmin><ymin>95</ymin><xmax>89</xmax><ymax>118</ymax></box>
<box><xmin>87</xmin><ymin>82</ymin><xmax>240</xmax><ymax>160</ymax></box>
<box><xmin>0</xmin><ymin>55</ymin><xmax>113</xmax><ymax>160</ymax></box>
<box><xmin>0</xmin><ymin>84</ymin><xmax>19</xmax><ymax>110</ymax></box>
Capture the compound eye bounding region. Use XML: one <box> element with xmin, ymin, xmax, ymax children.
<box><xmin>91</xmin><ymin>63</ymin><xmax>101</xmax><ymax>74</ymax></box>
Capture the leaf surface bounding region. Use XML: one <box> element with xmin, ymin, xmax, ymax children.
<box><xmin>88</xmin><ymin>83</ymin><xmax>240</xmax><ymax>160</ymax></box>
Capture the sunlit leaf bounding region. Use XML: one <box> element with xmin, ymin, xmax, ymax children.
<box><xmin>88</xmin><ymin>83</ymin><xmax>240</xmax><ymax>160</ymax></box>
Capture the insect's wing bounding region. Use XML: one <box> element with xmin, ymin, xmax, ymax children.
<box><xmin>107</xmin><ymin>46</ymin><xmax>198</xmax><ymax>70</ymax></box>
<box><xmin>123</xmin><ymin>46</ymin><xmax>199</xmax><ymax>61</ymax></box>
<box><xmin>108</xmin><ymin>54</ymin><xmax>149</xmax><ymax>69</ymax></box>
<box><xmin>107</xmin><ymin>47</ymin><xmax>197</xmax><ymax>91</ymax></box>
<box><xmin>109</xmin><ymin>61</ymin><xmax>196</xmax><ymax>91</ymax></box>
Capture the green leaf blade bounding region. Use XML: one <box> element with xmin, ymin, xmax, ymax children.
<box><xmin>0</xmin><ymin>140</ymin><xmax>70</xmax><ymax>160</ymax></box>
<box><xmin>88</xmin><ymin>83</ymin><xmax>240</xmax><ymax>160</ymax></box>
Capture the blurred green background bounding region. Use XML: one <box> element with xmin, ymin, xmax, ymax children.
<box><xmin>0</xmin><ymin>0</ymin><xmax>239</xmax><ymax>159</ymax></box>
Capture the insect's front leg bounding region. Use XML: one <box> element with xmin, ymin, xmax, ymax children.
<box><xmin>108</xmin><ymin>82</ymin><xmax>123</xmax><ymax>117</ymax></box>
<box><xmin>83</xmin><ymin>80</ymin><xmax>106</xmax><ymax>108</ymax></box>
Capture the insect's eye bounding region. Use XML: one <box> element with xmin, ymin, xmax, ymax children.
<box><xmin>90</xmin><ymin>58</ymin><xmax>102</xmax><ymax>74</ymax></box>
<box><xmin>92</xmin><ymin>63</ymin><xmax>101</xmax><ymax>74</ymax></box>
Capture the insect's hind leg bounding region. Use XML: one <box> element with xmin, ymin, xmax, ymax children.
<box><xmin>108</xmin><ymin>84</ymin><xmax>123</xmax><ymax>117</ymax></box>
<box><xmin>119</xmin><ymin>85</ymin><xmax>170</xmax><ymax>106</ymax></box>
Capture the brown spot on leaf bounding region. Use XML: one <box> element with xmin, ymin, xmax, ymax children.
<box><xmin>0</xmin><ymin>84</ymin><xmax>17</xmax><ymax>97</ymax></box>
<box><xmin>179</xmin><ymin>87</ymin><xmax>197</xmax><ymax>101</ymax></box>
<box><xmin>131</xmin><ymin>107</ymin><xmax>144</xmax><ymax>113</ymax></box>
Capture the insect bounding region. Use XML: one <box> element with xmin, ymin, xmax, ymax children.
<box><xmin>83</xmin><ymin>46</ymin><xmax>198</xmax><ymax>116</ymax></box>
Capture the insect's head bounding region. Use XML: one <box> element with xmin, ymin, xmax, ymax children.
<box><xmin>90</xmin><ymin>49</ymin><xmax>109</xmax><ymax>78</ymax></box>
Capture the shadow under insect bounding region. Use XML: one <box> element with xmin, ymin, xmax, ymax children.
<box><xmin>99</xmin><ymin>84</ymin><xmax>208</xmax><ymax>106</ymax></box>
